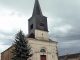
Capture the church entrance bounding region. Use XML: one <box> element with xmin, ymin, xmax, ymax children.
<box><xmin>40</xmin><ymin>55</ymin><xmax>46</xmax><ymax>60</ymax></box>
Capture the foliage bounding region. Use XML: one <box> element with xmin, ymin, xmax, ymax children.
<box><xmin>11</xmin><ymin>30</ymin><xmax>33</xmax><ymax>60</ymax></box>
<box><xmin>56</xmin><ymin>51</ymin><xmax>59</xmax><ymax>56</ymax></box>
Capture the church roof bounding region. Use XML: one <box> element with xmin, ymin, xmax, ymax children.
<box><xmin>49</xmin><ymin>39</ymin><xmax>58</xmax><ymax>43</ymax></box>
<box><xmin>32</xmin><ymin>0</ymin><xmax>43</xmax><ymax>16</ymax></box>
<box><xmin>26</xmin><ymin>34</ymin><xmax>57</xmax><ymax>43</ymax></box>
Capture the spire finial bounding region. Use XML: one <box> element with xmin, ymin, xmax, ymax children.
<box><xmin>32</xmin><ymin>0</ymin><xmax>43</xmax><ymax>16</ymax></box>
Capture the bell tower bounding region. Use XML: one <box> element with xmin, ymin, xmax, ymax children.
<box><xmin>28</xmin><ymin>0</ymin><xmax>49</xmax><ymax>40</ymax></box>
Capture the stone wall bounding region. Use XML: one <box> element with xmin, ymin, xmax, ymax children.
<box><xmin>1</xmin><ymin>46</ymin><xmax>14</xmax><ymax>60</ymax></box>
<box><xmin>27</xmin><ymin>38</ymin><xmax>58</xmax><ymax>60</ymax></box>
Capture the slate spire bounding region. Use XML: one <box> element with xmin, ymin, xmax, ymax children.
<box><xmin>32</xmin><ymin>0</ymin><xmax>43</xmax><ymax>16</ymax></box>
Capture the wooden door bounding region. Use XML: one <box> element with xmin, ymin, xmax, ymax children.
<box><xmin>40</xmin><ymin>55</ymin><xmax>46</xmax><ymax>60</ymax></box>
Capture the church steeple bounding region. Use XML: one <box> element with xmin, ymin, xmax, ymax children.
<box><xmin>28</xmin><ymin>0</ymin><xmax>48</xmax><ymax>39</ymax></box>
<box><xmin>32</xmin><ymin>0</ymin><xmax>43</xmax><ymax>16</ymax></box>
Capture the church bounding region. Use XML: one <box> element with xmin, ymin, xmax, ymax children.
<box><xmin>1</xmin><ymin>0</ymin><xmax>58</xmax><ymax>60</ymax></box>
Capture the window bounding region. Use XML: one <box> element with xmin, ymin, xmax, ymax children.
<box><xmin>40</xmin><ymin>49</ymin><xmax>46</xmax><ymax>52</ymax></box>
<box><xmin>40</xmin><ymin>23</ymin><xmax>44</xmax><ymax>26</ymax></box>
<box><xmin>30</xmin><ymin>24</ymin><xmax>33</xmax><ymax>29</ymax></box>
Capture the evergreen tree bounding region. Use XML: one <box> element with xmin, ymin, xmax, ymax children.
<box><xmin>11</xmin><ymin>30</ymin><xmax>33</xmax><ymax>60</ymax></box>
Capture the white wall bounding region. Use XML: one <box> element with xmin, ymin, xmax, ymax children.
<box><xmin>35</xmin><ymin>29</ymin><xmax>49</xmax><ymax>40</ymax></box>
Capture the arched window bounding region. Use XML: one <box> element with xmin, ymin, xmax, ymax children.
<box><xmin>40</xmin><ymin>49</ymin><xmax>46</xmax><ymax>52</ymax></box>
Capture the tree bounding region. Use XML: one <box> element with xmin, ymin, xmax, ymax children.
<box><xmin>11</xmin><ymin>30</ymin><xmax>33</xmax><ymax>60</ymax></box>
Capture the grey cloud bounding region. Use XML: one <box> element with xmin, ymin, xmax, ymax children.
<box><xmin>49</xmin><ymin>25</ymin><xmax>80</xmax><ymax>41</ymax></box>
<box><xmin>58</xmin><ymin>40</ymin><xmax>80</xmax><ymax>55</ymax></box>
<box><xmin>0</xmin><ymin>0</ymin><xmax>34</xmax><ymax>15</ymax></box>
<box><xmin>58</xmin><ymin>45</ymin><xmax>80</xmax><ymax>55</ymax></box>
<box><xmin>0</xmin><ymin>31</ymin><xmax>14</xmax><ymax>36</ymax></box>
<box><xmin>0</xmin><ymin>29</ymin><xmax>20</xmax><ymax>46</ymax></box>
<box><xmin>0</xmin><ymin>37</ymin><xmax>14</xmax><ymax>45</ymax></box>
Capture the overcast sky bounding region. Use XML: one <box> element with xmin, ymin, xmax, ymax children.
<box><xmin>0</xmin><ymin>0</ymin><xmax>80</xmax><ymax>58</ymax></box>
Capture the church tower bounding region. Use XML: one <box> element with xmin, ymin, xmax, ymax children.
<box><xmin>28</xmin><ymin>0</ymin><xmax>49</xmax><ymax>40</ymax></box>
<box><xmin>27</xmin><ymin>0</ymin><xmax>58</xmax><ymax>60</ymax></box>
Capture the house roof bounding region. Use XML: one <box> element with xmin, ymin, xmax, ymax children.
<box><xmin>59</xmin><ymin>53</ymin><xmax>80</xmax><ymax>60</ymax></box>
